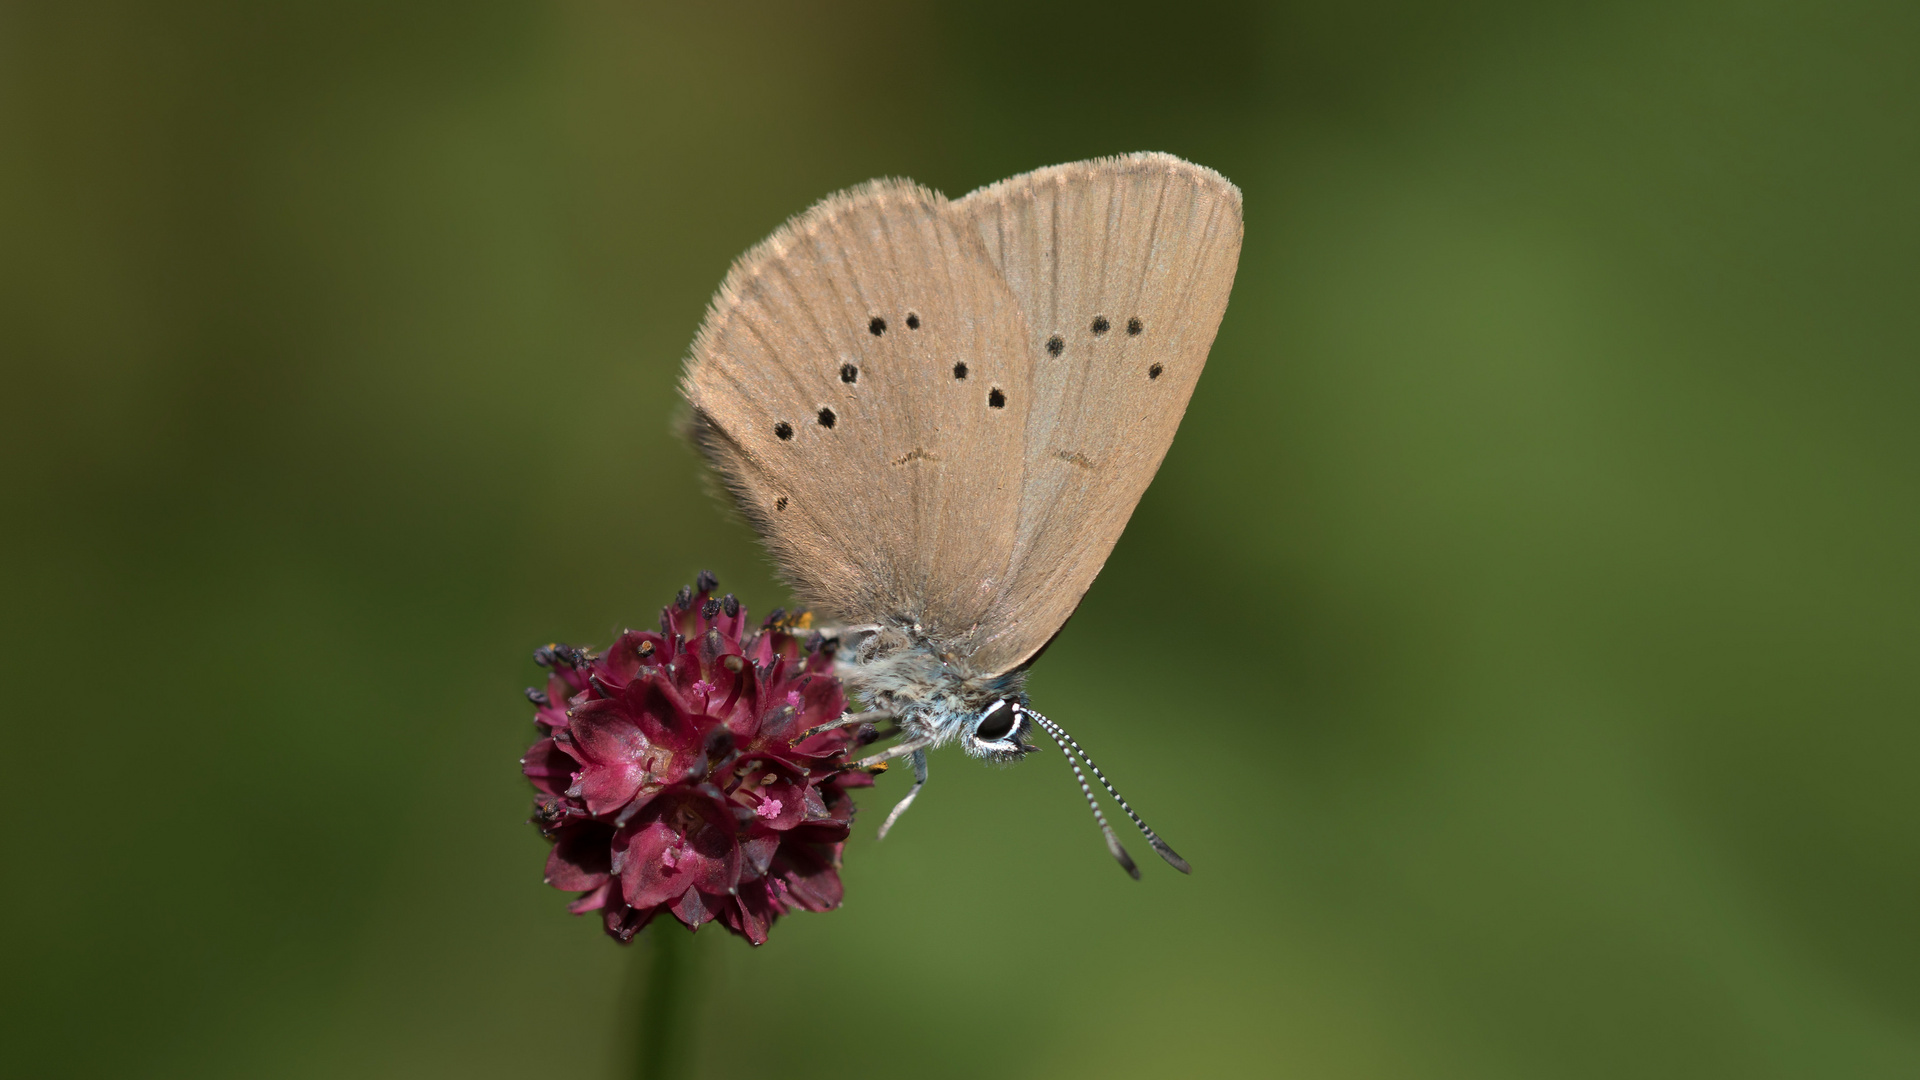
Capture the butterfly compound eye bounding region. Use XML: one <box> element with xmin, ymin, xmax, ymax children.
<box><xmin>975</xmin><ymin>703</ymin><xmax>1016</xmax><ymax>742</ymax></box>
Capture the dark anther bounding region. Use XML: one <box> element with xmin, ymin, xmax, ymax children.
<box><xmin>817</xmin><ymin>407</ymin><xmax>836</xmax><ymax>429</ymax></box>
<box><xmin>525</xmin><ymin>687</ymin><xmax>550</xmax><ymax>706</ymax></box>
<box><xmin>774</xmin><ymin>421</ymin><xmax>793</xmax><ymax>440</ymax></box>
<box><xmin>722</xmin><ymin>593</ymin><xmax>740</xmax><ymax>617</ymax></box>
<box><xmin>696</xmin><ymin>570</ymin><xmax>718</xmax><ymax>593</ymax></box>
<box><xmin>675</xmin><ymin>586</ymin><xmax>693</xmax><ymax>610</ymax></box>
<box><xmin>531</xmin><ymin>795</ymin><xmax>567</xmax><ymax>832</ymax></box>
<box><xmin>775</xmin><ymin>496</ymin><xmax>789</xmax><ymax>511</ymax></box>
<box><xmin>868</xmin><ymin>316</ymin><xmax>886</xmax><ymax>335</ymax></box>
<box><xmin>1092</xmin><ymin>315</ymin><xmax>1110</xmax><ymax>334</ymax></box>
<box><xmin>1149</xmin><ymin>363</ymin><xmax>1164</xmax><ymax>379</ymax></box>
<box><xmin>840</xmin><ymin>363</ymin><xmax>858</xmax><ymax>383</ymax></box>
<box><xmin>765</xmin><ymin>606</ymin><xmax>787</xmax><ymax>627</ymax></box>
<box><xmin>953</xmin><ymin>362</ymin><xmax>968</xmax><ymax>379</ymax></box>
<box><xmin>539</xmin><ymin>643</ymin><xmax>587</xmax><ymax>669</ymax></box>
<box><xmin>701</xmin><ymin>597</ymin><xmax>721</xmax><ymax>619</ymax></box>
<box><xmin>1127</xmin><ymin>317</ymin><xmax>1144</xmax><ymax>335</ymax></box>
<box><xmin>906</xmin><ymin>312</ymin><xmax>920</xmax><ymax>329</ymax></box>
<box><xmin>1046</xmin><ymin>335</ymin><xmax>1064</xmax><ymax>356</ymax></box>
<box><xmin>988</xmin><ymin>387</ymin><xmax>1006</xmax><ymax>408</ymax></box>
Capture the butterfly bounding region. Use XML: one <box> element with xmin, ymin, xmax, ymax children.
<box><xmin>681</xmin><ymin>153</ymin><xmax>1242</xmax><ymax>876</ymax></box>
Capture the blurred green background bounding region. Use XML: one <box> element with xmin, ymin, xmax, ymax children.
<box><xmin>5</xmin><ymin>1</ymin><xmax>1917</xmax><ymax>1076</ymax></box>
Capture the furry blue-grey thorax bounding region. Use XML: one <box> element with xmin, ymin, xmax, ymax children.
<box><xmin>832</xmin><ymin>625</ymin><xmax>1035</xmax><ymax>763</ymax></box>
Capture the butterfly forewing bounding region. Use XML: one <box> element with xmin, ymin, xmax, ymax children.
<box><xmin>952</xmin><ymin>154</ymin><xmax>1244</xmax><ymax>673</ymax></box>
<box><xmin>684</xmin><ymin>180</ymin><xmax>1034</xmax><ymax>639</ymax></box>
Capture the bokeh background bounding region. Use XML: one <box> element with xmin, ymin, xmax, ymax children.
<box><xmin>5</xmin><ymin>1</ymin><xmax>1917</xmax><ymax>1076</ymax></box>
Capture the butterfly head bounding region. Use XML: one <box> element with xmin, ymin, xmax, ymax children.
<box><xmin>960</xmin><ymin>698</ymin><xmax>1035</xmax><ymax>763</ymax></box>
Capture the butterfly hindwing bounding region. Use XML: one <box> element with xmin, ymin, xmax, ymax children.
<box><xmin>951</xmin><ymin>154</ymin><xmax>1244</xmax><ymax>674</ymax></box>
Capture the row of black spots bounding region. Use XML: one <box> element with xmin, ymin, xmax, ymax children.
<box><xmin>780</xmin><ymin>361</ymin><xmax>995</xmax><ymax>442</ymax></box>
<box><xmin>867</xmin><ymin>311</ymin><xmax>923</xmax><ymax>336</ymax></box>
<box><xmin>773</xmin><ymin>409</ymin><xmax>835</xmax><ymax>441</ymax></box>
<box><xmin>948</xmin><ymin>362</ymin><xmax>1005</xmax><ymax>408</ymax></box>
<box><xmin>1085</xmin><ymin>315</ymin><xmax>1145</xmax><ymax>336</ymax></box>
<box><xmin>1037</xmin><ymin>316</ymin><xmax>1146</xmax><ymax>359</ymax></box>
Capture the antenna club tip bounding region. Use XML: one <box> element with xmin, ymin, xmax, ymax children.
<box><xmin>1032</xmin><ymin>705</ymin><xmax>1186</xmax><ymax>879</ymax></box>
<box><xmin>1153</xmin><ymin>841</ymin><xmax>1193</xmax><ymax>874</ymax></box>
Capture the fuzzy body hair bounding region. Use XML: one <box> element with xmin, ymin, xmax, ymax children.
<box><xmin>835</xmin><ymin>626</ymin><xmax>1032</xmax><ymax>762</ymax></box>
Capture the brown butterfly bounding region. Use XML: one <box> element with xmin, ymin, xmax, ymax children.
<box><xmin>682</xmin><ymin>153</ymin><xmax>1242</xmax><ymax>876</ymax></box>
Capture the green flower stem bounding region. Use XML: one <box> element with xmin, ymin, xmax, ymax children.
<box><xmin>636</xmin><ymin>922</ymin><xmax>696</xmax><ymax>1080</ymax></box>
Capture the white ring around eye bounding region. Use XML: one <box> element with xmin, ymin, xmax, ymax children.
<box><xmin>973</xmin><ymin>699</ymin><xmax>1015</xmax><ymax>745</ymax></box>
<box><xmin>999</xmin><ymin>705</ymin><xmax>1027</xmax><ymax>746</ymax></box>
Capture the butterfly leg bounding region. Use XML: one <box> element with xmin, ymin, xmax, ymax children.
<box><xmin>854</xmin><ymin>736</ymin><xmax>934</xmax><ymax>771</ymax></box>
<box><xmin>876</xmin><ymin>748</ymin><xmax>928</xmax><ymax>840</ymax></box>
<box><xmin>814</xmin><ymin>623</ymin><xmax>883</xmax><ymax>646</ymax></box>
<box><xmin>796</xmin><ymin>709</ymin><xmax>894</xmax><ymax>743</ymax></box>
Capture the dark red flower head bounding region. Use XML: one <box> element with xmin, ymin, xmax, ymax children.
<box><xmin>521</xmin><ymin>573</ymin><xmax>871</xmax><ymax>945</ymax></box>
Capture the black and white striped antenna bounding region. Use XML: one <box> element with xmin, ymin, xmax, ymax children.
<box><xmin>1023</xmin><ymin>706</ymin><xmax>1191</xmax><ymax>878</ymax></box>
